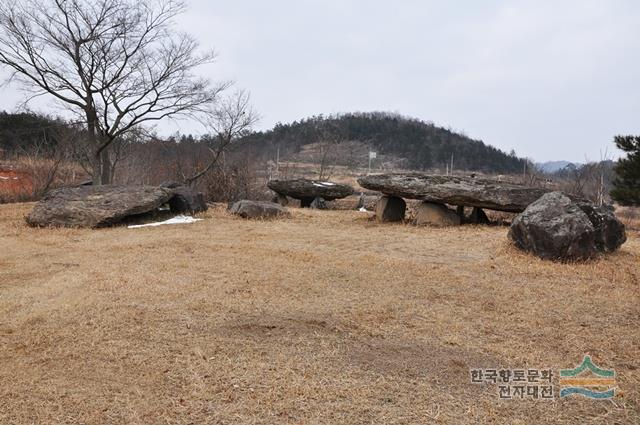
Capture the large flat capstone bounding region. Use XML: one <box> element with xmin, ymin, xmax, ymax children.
<box><xmin>26</xmin><ymin>185</ymin><xmax>178</xmax><ymax>228</ymax></box>
<box><xmin>267</xmin><ymin>179</ymin><xmax>354</xmax><ymax>206</ymax></box>
<box><xmin>357</xmin><ymin>173</ymin><xmax>551</xmax><ymax>212</ymax></box>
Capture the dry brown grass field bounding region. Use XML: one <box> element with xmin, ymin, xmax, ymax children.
<box><xmin>0</xmin><ymin>202</ymin><xmax>639</xmax><ymax>424</ymax></box>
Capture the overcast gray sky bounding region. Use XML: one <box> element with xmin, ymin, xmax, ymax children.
<box><xmin>1</xmin><ymin>0</ymin><xmax>638</xmax><ymax>162</ymax></box>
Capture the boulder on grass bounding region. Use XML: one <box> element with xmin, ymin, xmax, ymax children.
<box><xmin>167</xmin><ymin>186</ymin><xmax>207</xmax><ymax>214</ymax></box>
<box><xmin>228</xmin><ymin>200</ymin><xmax>290</xmax><ymax>219</ymax></box>
<box><xmin>415</xmin><ymin>202</ymin><xmax>460</xmax><ymax>226</ymax></box>
<box><xmin>509</xmin><ymin>192</ymin><xmax>626</xmax><ymax>261</ymax></box>
<box><xmin>26</xmin><ymin>185</ymin><xmax>174</xmax><ymax>228</ymax></box>
<box><xmin>375</xmin><ymin>195</ymin><xmax>406</xmax><ymax>222</ymax></box>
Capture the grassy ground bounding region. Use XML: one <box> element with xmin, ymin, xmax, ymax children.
<box><xmin>0</xmin><ymin>203</ymin><xmax>638</xmax><ymax>424</ymax></box>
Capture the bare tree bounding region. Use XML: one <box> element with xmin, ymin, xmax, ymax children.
<box><xmin>184</xmin><ymin>90</ymin><xmax>258</xmax><ymax>185</ymax></box>
<box><xmin>316</xmin><ymin>141</ymin><xmax>336</xmax><ymax>181</ymax></box>
<box><xmin>0</xmin><ymin>0</ymin><xmax>228</xmax><ymax>184</ymax></box>
<box><xmin>311</xmin><ymin>120</ymin><xmax>344</xmax><ymax>180</ymax></box>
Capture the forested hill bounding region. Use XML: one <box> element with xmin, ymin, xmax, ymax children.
<box><xmin>240</xmin><ymin>112</ymin><xmax>526</xmax><ymax>173</ymax></box>
<box><xmin>0</xmin><ymin>111</ymin><xmax>67</xmax><ymax>153</ymax></box>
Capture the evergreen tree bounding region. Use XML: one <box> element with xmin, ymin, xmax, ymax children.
<box><xmin>611</xmin><ymin>135</ymin><xmax>640</xmax><ymax>206</ymax></box>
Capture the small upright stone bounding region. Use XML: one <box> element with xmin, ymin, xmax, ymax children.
<box><xmin>273</xmin><ymin>193</ymin><xmax>289</xmax><ymax>207</ymax></box>
<box><xmin>469</xmin><ymin>207</ymin><xmax>490</xmax><ymax>224</ymax></box>
<box><xmin>415</xmin><ymin>202</ymin><xmax>460</xmax><ymax>226</ymax></box>
<box><xmin>309</xmin><ymin>197</ymin><xmax>327</xmax><ymax>210</ymax></box>
<box><xmin>375</xmin><ymin>196</ymin><xmax>406</xmax><ymax>222</ymax></box>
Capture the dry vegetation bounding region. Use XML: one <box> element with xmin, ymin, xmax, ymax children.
<box><xmin>0</xmin><ymin>203</ymin><xmax>639</xmax><ymax>424</ymax></box>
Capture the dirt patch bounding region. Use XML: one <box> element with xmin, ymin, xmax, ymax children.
<box><xmin>0</xmin><ymin>168</ymin><xmax>33</xmax><ymax>198</ymax></box>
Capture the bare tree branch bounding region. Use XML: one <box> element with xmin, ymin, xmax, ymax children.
<box><xmin>185</xmin><ymin>90</ymin><xmax>259</xmax><ymax>185</ymax></box>
<box><xmin>0</xmin><ymin>0</ymin><xmax>227</xmax><ymax>184</ymax></box>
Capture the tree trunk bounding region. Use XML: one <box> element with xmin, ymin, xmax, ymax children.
<box><xmin>86</xmin><ymin>106</ymin><xmax>113</xmax><ymax>186</ymax></box>
<box><xmin>91</xmin><ymin>152</ymin><xmax>102</xmax><ymax>185</ymax></box>
<box><xmin>100</xmin><ymin>148</ymin><xmax>112</xmax><ymax>185</ymax></box>
<box><xmin>91</xmin><ymin>142</ymin><xmax>113</xmax><ymax>185</ymax></box>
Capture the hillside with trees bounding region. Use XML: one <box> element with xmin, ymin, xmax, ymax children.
<box><xmin>0</xmin><ymin>111</ymin><xmax>67</xmax><ymax>154</ymax></box>
<box><xmin>240</xmin><ymin>112</ymin><xmax>527</xmax><ymax>173</ymax></box>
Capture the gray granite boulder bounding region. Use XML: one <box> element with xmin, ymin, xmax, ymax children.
<box><xmin>509</xmin><ymin>192</ymin><xmax>626</xmax><ymax>261</ymax></box>
<box><xmin>228</xmin><ymin>200</ymin><xmax>290</xmax><ymax>219</ymax></box>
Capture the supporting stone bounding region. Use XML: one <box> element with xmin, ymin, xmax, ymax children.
<box><xmin>375</xmin><ymin>195</ymin><xmax>406</xmax><ymax>222</ymax></box>
<box><xmin>469</xmin><ymin>207</ymin><xmax>490</xmax><ymax>224</ymax></box>
<box><xmin>310</xmin><ymin>197</ymin><xmax>327</xmax><ymax>210</ymax></box>
<box><xmin>415</xmin><ymin>202</ymin><xmax>461</xmax><ymax>226</ymax></box>
<box><xmin>272</xmin><ymin>193</ymin><xmax>289</xmax><ymax>207</ymax></box>
<box><xmin>356</xmin><ymin>192</ymin><xmax>365</xmax><ymax>210</ymax></box>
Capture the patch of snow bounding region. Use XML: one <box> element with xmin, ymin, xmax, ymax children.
<box><xmin>358</xmin><ymin>207</ymin><xmax>369</xmax><ymax>212</ymax></box>
<box><xmin>127</xmin><ymin>215</ymin><xmax>202</xmax><ymax>229</ymax></box>
<box><xmin>313</xmin><ymin>181</ymin><xmax>335</xmax><ymax>187</ymax></box>
<box><xmin>0</xmin><ymin>176</ymin><xmax>9</xmax><ymax>180</ymax></box>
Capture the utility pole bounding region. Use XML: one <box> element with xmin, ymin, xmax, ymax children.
<box><xmin>450</xmin><ymin>153</ymin><xmax>454</xmax><ymax>176</ymax></box>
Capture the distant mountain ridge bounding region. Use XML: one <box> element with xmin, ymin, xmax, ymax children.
<box><xmin>239</xmin><ymin>112</ymin><xmax>527</xmax><ymax>174</ymax></box>
<box><xmin>536</xmin><ymin>161</ymin><xmax>582</xmax><ymax>173</ymax></box>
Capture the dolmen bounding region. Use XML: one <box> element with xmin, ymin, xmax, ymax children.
<box><xmin>357</xmin><ymin>173</ymin><xmax>550</xmax><ymax>224</ymax></box>
<box><xmin>267</xmin><ymin>178</ymin><xmax>354</xmax><ymax>208</ymax></box>
<box><xmin>26</xmin><ymin>184</ymin><xmax>207</xmax><ymax>228</ymax></box>
<box><xmin>357</xmin><ymin>173</ymin><xmax>627</xmax><ymax>261</ymax></box>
